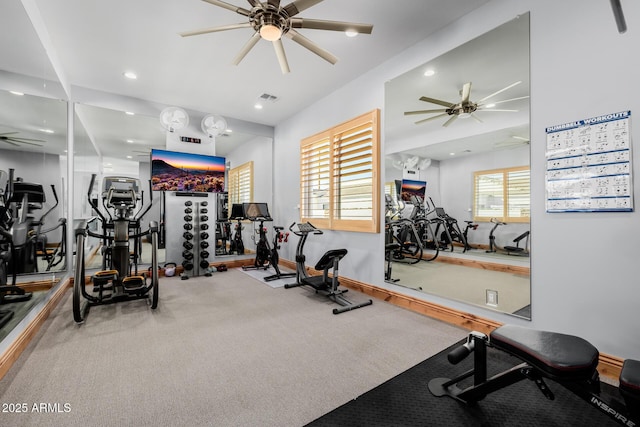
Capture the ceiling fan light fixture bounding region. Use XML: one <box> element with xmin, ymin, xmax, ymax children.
<box><xmin>259</xmin><ymin>14</ymin><xmax>282</xmax><ymax>41</ymax></box>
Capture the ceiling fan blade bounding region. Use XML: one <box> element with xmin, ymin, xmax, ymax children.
<box><xmin>202</xmin><ymin>0</ymin><xmax>251</xmax><ymax>16</ymax></box>
<box><xmin>285</xmin><ymin>29</ymin><xmax>337</xmax><ymax>64</ymax></box>
<box><xmin>419</xmin><ymin>96</ymin><xmax>455</xmax><ymax>108</ymax></box>
<box><xmin>290</xmin><ymin>18</ymin><xmax>373</xmax><ymax>34</ymax></box>
<box><xmin>442</xmin><ymin>115</ymin><xmax>458</xmax><ymax>127</ymax></box>
<box><xmin>283</xmin><ymin>0</ymin><xmax>323</xmax><ymax>17</ymax></box>
<box><xmin>8</xmin><ymin>136</ymin><xmax>46</xmax><ymax>142</ymax></box>
<box><xmin>267</xmin><ymin>0</ymin><xmax>281</xmax><ymax>8</ymax></box>
<box><xmin>0</xmin><ymin>139</ymin><xmax>20</xmax><ymax>147</ymax></box>
<box><xmin>470</xmin><ymin>114</ymin><xmax>483</xmax><ymax>124</ymax></box>
<box><xmin>9</xmin><ymin>139</ymin><xmax>43</xmax><ymax>146</ymax></box>
<box><xmin>273</xmin><ymin>39</ymin><xmax>291</xmax><ymax>74</ymax></box>
<box><xmin>232</xmin><ymin>32</ymin><xmax>261</xmax><ymax>65</ymax></box>
<box><xmin>478</xmin><ymin>109</ymin><xmax>519</xmax><ymax>112</ymax></box>
<box><xmin>610</xmin><ymin>0</ymin><xmax>627</xmax><ymax>33</ymax></box>
<box><xmin>478</xmin><ymin>81</ymin><xmax>522</xmax><ymax>103</ymax></box>
<box><xmin>415</xmin><ymin>113</ymin><xmax>448</xmax><ymax>125</ymax></box>
<box><xmin>180</xmin><ymin>23</ymin><xmax>252</xmax><ymax>37</ymax></box>
<box><xmin>0</xmin><ymin>132</ymin><xmax>19</xmax><ymax>136</ymax></box>
<box><xmin>246</xmin><ymin>0</ymin><xmax>261</xmax><ymax>7</ymax></box>
<box><xmin>460</xmin><ymin>82</ymin><xmax>472</xmax><ymax>104</ymax></box>
<box><xmin>479</xmin><ymin>95</ymin><xmax>529</xmax><ymax>107</ymax></box>
<box><xmin>404</xmin><ymin>109</ymin><xmax>447</xmax><ymax>116</ymax></box>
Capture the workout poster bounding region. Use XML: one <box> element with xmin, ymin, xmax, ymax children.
<box><xmin>545</xmin><ymin>110</ymin><xmax>633</xmax><ymax>212</ymax></box>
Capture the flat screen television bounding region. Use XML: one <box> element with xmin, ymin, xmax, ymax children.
<box><xmin>400</xmin><ymin>179</ymin><xmax>426</xmax><ymax>202</ymax></box>
<box><xmin>151</xmin><ymin>149</ymin><xmax>225</xmax><ymax>193</ymax></box>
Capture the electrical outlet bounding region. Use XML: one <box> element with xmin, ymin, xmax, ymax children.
<box><xmin>486</xmin><ymin>289</ymin><xmax>498</xmax><ymax>307</ymax></box>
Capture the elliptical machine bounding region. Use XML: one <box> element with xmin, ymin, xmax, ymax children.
<box><xmin>284</xmin><ymin>222</ymin><xmax>372</xmax><ymax>314</ymax></box>
<box><xmin>73</xmin><ymin>175</ymin><xmax>159</xmax><ymax>324</ymax></box>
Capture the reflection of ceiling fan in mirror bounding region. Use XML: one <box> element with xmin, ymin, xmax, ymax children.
<box><xmin>201</xmin><ymin>114</ymin><xmax>228</xmax><ymax>138</ymax></box>
<box><xmin>179</xmin><ymin>0</ymin><xmax>373</xmax><ymax>74</ymax></box>
<box><xmin>404</xmin><ymin>81</ymin><xmax>528</xmax><ymax>127</ymax></box>
<box><xmin>0</xmin><ymin>132</ymin><xmax>45</xmax><ymax>147</ymax></box>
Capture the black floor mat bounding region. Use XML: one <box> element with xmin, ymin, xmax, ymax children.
<box><xmin>307</xmin><ymin>340</ymin><xmax>628</xmax><ymax>427</ymax></box>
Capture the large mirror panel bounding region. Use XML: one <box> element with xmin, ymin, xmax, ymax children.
<box><xmin>384</xmin><ymin>14</ymin><xmax>531</xmax><ymax>319</ymax></box>
<box><xmin>0</xmin><ymin>88</ymin><xmax>68</xmax><ymax>340</ymax></box>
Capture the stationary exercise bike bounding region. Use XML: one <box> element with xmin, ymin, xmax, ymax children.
<box><xmin>263</xmin><ymin>225</ymin><xmax>296</xmax><ymax>282</ymax></box>
<box><xmin>73</xmin><ymin>175</ymin><xmax>159</xmax><ymax>324</ymax></box>
<box><xmin>241</xmin><ymin>202</ymin><xmax>273</xmax><ymax>271</ymax></box>
<box><xmin>284</xmin><ymin>222</ymin><xmax>372</xmax><ymax>314</ymax></box>
<box><xmin>429</xmin><ymin>325</ymin><xmax>639</xmax><ymax>426</ymax></box>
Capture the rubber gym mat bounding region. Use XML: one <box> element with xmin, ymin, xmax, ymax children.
<box><xmin>306</xmin><ymin>339</ymin><xmax>623</xmax><ymax>426</ymax></box>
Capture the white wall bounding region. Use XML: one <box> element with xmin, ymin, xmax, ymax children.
<box><xmin>274</xmin><ymin>0</ymin><xmax>640</xmax><ymax>360</ymax></box>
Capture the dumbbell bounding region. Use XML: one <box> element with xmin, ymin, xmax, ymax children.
<box><xmin>183</xmin><ymin>241</ymin><xmax>193</xmax><ymax>250</ymax></box>
<box><xmin>183</xmin><ymin>231</ymin><xmax>193</xmax><ymax>240</ymax></box>
<box><xmin>182</xmin><ymin>250</ymin><xmax>194</xmax><ymax>260</ymax></box>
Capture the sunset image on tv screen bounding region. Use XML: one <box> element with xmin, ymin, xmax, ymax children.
<box><xmin>151</xmin><ymin>149</ymin><xmax>225</xmax><ymax>193</ymax></box>
<box><xmin>400</xmin><ymin>179</ymin><xmax>426</xmax><ymax>202</ymax></box>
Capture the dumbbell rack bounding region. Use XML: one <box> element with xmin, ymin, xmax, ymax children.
<box><xmin>180</xmin><ymin>200</ymin><xmax>212</xmax><ymax>279</ymax></box>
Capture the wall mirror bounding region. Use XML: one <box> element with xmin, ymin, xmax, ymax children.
<box><xmin>0</xmin><ymin>87</ymin><xmax>68</xmax><ymax>341</ymax></box>
<box><xmin>384</xmin><ymin>13</ymin><xmax>531</xmax><ymax>319</ymax></box>
<box><xmin>72</xmin><ymin>103</ymin><xmax>265</xmax><ymax>271</ymax></box>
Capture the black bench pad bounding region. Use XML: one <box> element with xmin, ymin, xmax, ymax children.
<box><xmin>620</xmin><ymin>359</ymin><xmax>640</xmax><ymax>397</ymax></box>
<box><xmin>490</xmin><ymin>325</ymin><xmax>599</xmax><ymax>380</ymax></box>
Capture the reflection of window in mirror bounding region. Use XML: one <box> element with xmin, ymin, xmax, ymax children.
<box><xmin>228</xmin><ymin>161</ymin><xmax>253</xmax><ymax>205</ymax></box>
<box><xmin>473</xmin><ymin>166</ymin><xmax>530</xmax><ymax>222</ymax></box>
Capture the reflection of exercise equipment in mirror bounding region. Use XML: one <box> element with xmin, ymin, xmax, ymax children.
<box><xmin>487</xmin><ymin>217</ymin><xmax>530</xmax><ymax>256</ymax></box>
<box><xmin>431</xmin><ymin>202</ymin><xmax>469</xmax><ymax>253</ymax></box>
<box><xmin>72</xmin><ymin>175</ymin><xmax>159</xmax><ymax>324</ymax></box>
<box><xmin>429</xmin><ymin>325</ymin><xmax>639</xmax><ymax>426</ymax></box>
<box><xmin>1</xmin><ymin>171</ymin><xmax>33</xmax><ymax>328</ymax></box>
<box><xmin>1</xmin><ymin>169</ymin><xmax>66</xmax><ymax>274</ymax></box>
<box><xmin>285</xmin><ymin>222</ymin><xmax>372</xmax><ymax>314</ymax></box>
<box><xmin>228</xmin><ymin>203</ymin><xmax>245</xmax><ymax>255</ymax></box>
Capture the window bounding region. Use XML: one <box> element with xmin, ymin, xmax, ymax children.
<box><xmin>300</xmin><ymin>109</ymin><xmax>380</xmax><ymax>233</ymax></box>
<box><xmin>473</xmin><ymin>166</ymin><xmax>530</xmax><ymax>222</ymax></box>
<box><xmin>228</xmin><ymin>161</ymin><xmax>253</xmax><ymax>210</ymax></box>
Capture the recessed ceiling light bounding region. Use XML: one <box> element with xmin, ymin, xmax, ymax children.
<box><xmin>449</xmin><ymin>152</ymin><xmax>456</xmax><ymax>156</ymax></box>
<box><xmin>38</xmin><ymin>128</ymin><xmax>55</xmax><ymax>134</ymax></box>
<box><xmin>9</xmin><ymin>91</ymin><xmax>24</xmax><ymax>96</ymax></box>
<box><xmin>123</xmin><ymin>71</ymin><xmax>137</xmax><ymax>79</ymax></box>
<box><xmin>125</xmin><ymin>111</ymin><xmax>135</xmax><ymax>115</ymax></box>
<box><xmin>254</xmin><ymin>103</ymin><xmax>263</xmax><ymax>110</ymax></box>
<box><xmin>126</xmin><ymin>155</ymin><xmax>132</xmax><ymax>159</ymax></box>
<box><xmin>126</xmin><ymin>139</ymin><xmax>134</xmax><ymax>143</ymax></box>
<box><xmin>226</xmin><ymin>129</ymin><xmax>233</xmax><ymax>133</ymax></box>
<box><xmin>485</xmin><ymin>103</ymin><xmax>496</xmax><ymax>108</ymax></box>
<box><xmin>423</xmin><ymin>69</ymin><xmax>436</xmax><ymax>77</ymax></box>
<box><xmin>345</xmin><ymin>30</ymin><xmax>358</xmax><ymax>37</ymax></box>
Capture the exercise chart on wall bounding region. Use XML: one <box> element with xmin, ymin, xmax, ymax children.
<box><xmin>545</xmin><ymin>110</ymin><xmax>633</xmax><ymax>212</ymax></box>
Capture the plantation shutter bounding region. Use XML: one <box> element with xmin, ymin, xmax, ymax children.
<box><xmin>299</xmin><ymin>109</ymin><xmax>380</xmax><ymax>233</ymax></box>
<box><xmin>507</xmin><ymin>168</ymin><xmax>530</xmax><ymax>218</ymax></box>
<box><xmin>474</xmin><ymin>166</ymin><xmax>530</xmax><ymax>222</ymax></box>
<box><xmin>300</xmin><ymin>133</ymin><xmax>331</xmax><ymax>229</ymax></box>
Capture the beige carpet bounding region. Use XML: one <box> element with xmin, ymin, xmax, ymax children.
<box><xmin>0</xmin><ymin>269</ymin><xmax>466</xmax><ymax>426</ymax></box>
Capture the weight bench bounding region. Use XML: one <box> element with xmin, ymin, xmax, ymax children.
<box><xmin>429</xmin><ymin>325</ymin><xmax>639</xmax><ymax>426</ymax></box>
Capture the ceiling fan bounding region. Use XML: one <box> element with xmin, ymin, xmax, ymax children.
<box><xmin>180</xmin><ymin>0</ymin><xmax>373</xmax><ymax>74</ymax></box>
<box><xmin>0</xmin><ymin>132</ymin><xmax>45</xmax><ymax>147</ymax></box>
<box><xmin>404</xmin><ymin>81</ymin><xmax>528</xmax><ymax>127</ymax></box>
